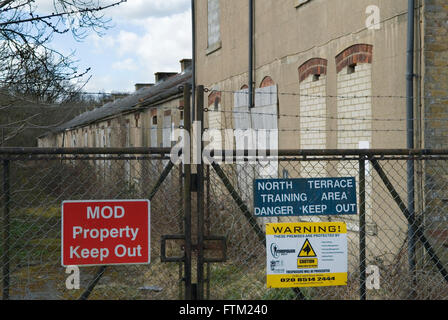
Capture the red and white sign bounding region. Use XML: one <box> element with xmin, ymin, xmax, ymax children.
<box><xmin>62</xmin><ymin>200</ymin><xmax>150</xmax><ymax>267</ymax></box>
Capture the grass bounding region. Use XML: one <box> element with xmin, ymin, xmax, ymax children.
<box><xmin>1</xmin><ymin>204</ymin><xmax>446</xmax><ymax>300</ymax></box>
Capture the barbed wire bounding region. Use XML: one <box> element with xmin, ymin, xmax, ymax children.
<box><xmin>206</xmin><ymin>88</ymin><xmax>448</xmax><ymax>102</ymax></box>
<box><xmin>204</xmin><ymin>107</ymin><xmax>448</xmax><ymax>124</ymax></box>
<box><xmin>202</xmin><ymin>127</ymin><xmax>427</xmax><ymax>133</ymax></box>
<box><xmin>0</xmin><ymin>125</ymin><xmax>181</xmax><ymax>131</ymax></box>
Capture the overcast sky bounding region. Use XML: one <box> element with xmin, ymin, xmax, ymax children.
<box><xmin>41</xmin><ymin>0</ymin><xmax>192</xmax><ymax>94</ymax></box>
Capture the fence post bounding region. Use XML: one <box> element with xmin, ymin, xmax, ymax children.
<box><xmin>2</xmin><ymin>159</ymin><xmax>10</xmax><ymax>300</ymax></box>
<box><xmin>183</xmin><ymin>84</ymin><xmax>193</xmax><ymax>300</ymax></box>
<box><xmin>359</xmin><ymin>156</ymin><xmax>367</xmax><ymax>300</ymax></box>
<box><xmin>178</xmin><ymin>163</ymin><xmax>184</xmax><ymax>300</ymax></box>
<box><xmin>205</xmin><ymin>164</ymin><xmax>211</xmax><ymax>300</ymax></box>
<box><xmin>196</xmin><ymin>85</ymin><xmax>205</xmax><ymax>300</ymax></box>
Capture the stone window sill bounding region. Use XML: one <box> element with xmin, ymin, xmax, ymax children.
<box><xmin>295</xmin><ymin>0</ymin><xmax>311</xmax><ymax>8</ymax></box>
<box><xmin>206</xmin><ymin>41</ymin><xmax>222</xmax><ymax>56</ymax></box>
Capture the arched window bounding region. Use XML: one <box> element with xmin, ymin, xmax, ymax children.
<box><xmin>207</xmin><ymin>91</ymin><xmax>223</xmax><ymax>150</ymax></box>
<box><xmin>335</xmin><ymin>44</ymin><xmax>373</xmax><ymax>74</ymax></box>
<box><xmin>150</xmin><ymin>109</ymin><xmax>158</xmax><ymax>148</ymax></box>
<box><xmin>298</xmin><ymin>58</ymin><xmax>327</xmax><ymax>83</ymax></box>
<box><xmin>335</xmin><ymin>44</ymin><xmax>373</xmax><ymax>149</ymax></box>
<box><xmin>208</xmin><ymin>91</ymin><xmax>222</xmax><ymax>111</ymax></box>
<box><xmin>298</xmin><ymin>58</ymin><xmax>328</xmax><ymax>177</ymax></box>
<box><xmin>335</xmin><ymin>44</ymin><xmax>374</xmax><ymax>227</ymax></box>
<box><xmin>260</xmin><ymin>76</ymin><xmax>275</xmax><ymax>88</ymax></box>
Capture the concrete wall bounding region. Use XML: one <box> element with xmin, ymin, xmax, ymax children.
<box><xmin>195</xmin><ymin>0</ymin><xmax>409</xmax><ymax>150</ymax></box>
<box><xmin>195</xmin><ymin>0</ymin><xmax>416</xmax><ymax>268</ymax></box>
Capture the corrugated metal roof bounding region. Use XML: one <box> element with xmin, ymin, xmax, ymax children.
<box><xmin>42</xmin><ymin>68</ymin><xmax>192</xmax><ymax>136</ymax></box>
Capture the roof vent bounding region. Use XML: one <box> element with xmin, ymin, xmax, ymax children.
<box><xmin>155</xmin><ymin>72</ymin><xmax>178</xmax><ymax>83</ymax></box>
<box><xmin>180</xmin><ymin>59</ymin><xmax>192</xmax><ymax>72</ymax></box>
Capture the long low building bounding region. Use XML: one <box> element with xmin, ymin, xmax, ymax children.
<box><xmin>38</xmin><ymin>59</ymin><xmax>192</xmax><ymax>151</ymax></box>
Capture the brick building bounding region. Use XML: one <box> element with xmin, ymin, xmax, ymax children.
<box><xmin>193</xmin><ymin>0</ymin><xmax>448</xmax><ymax>268</ymax></box>
<box><xmin>38</xmin><ymin>59</ymin><xmax>192</xmax><ymax>151</ymax></box>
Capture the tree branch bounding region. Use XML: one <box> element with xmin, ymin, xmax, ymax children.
<box><xmin>0</xmin><ymin>1</ymin><xmax>126</xmax><ymax>27</ymax></box>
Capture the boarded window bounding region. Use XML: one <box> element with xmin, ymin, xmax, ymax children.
<box><xmin>124</xmin><ymin>122</ymin><xmax>131</xmax><ymax>180</ymax></box>
<box><xmin>233</xmin><ymin>85</ymin><xmax>279</xmax><ymax>225</ymax></box>
<box><xmin>150</xmin><ymin>114</ymin><xmax>158</xmax><ymax>148</ymax></box>
<box><xmin>233</xmin><ymin>85</ymin><xmax>279</xmax><ymax>209</ymax></box>
<box><xmin>207</xmin><ymin>0</ymin><xmax>221</xmax><ymax>48</ymax></box>
<box><xmin>233</xmin><ymin>85</ymin><xmax>279</xmax><ymax>166</ymax></box>
<box><xmin>163</xmin><ymin>114</ymin><xmax>172</xmax><ymax>148</ymax></box>
<box><xmin>208</xmin><ymin>92</ymin><xmax>223</xmax><ymax>150</ymax></box>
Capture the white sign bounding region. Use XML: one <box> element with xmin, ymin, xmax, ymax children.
<box><xmin>266</xmin><ymin>222</ymin><xmax>348</xmax><ymax>288</ymax></box>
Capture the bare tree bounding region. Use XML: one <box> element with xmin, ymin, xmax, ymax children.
<box><xmin>0</xmin><ymin>0</ymin><xmax>126</xmax><ymax>100</ymax></box>
<box><xmin>0</xmin><ymin>0</ymin><xmax>127</xmax><ymax>146</ymax></box>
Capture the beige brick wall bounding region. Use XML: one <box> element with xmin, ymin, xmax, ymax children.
<box><xmin>336</xmin><ymin>62</ymin><xmax>374</xmax><ymax>233</ymax></box>
<box><xmin>299</xmin><ymin>74</ymin><xmax>326</xmax><ymax>150</ymax></box>
<box><xmin>337</xmin><ymin>63</ymin><xmax>372</xmax><ymax>149</ymax></box>
<box><xmin>299</xmin><ymin>73</ymin><xmax>328</xmax><ymax>178</ymax></box>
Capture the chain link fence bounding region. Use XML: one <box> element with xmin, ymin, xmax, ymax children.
<box><xmin>1</xmin><ymin>148</ymin><xmax>447</xmax><ymax>300</ymax></box>
<box><xmin>0</xmin><ymin>148</ymin><xmax>185</xmax><ymax>300</ymax></box>
<box><xmin>204</xmin><ymin>151</ymin><xmax>448</xmax><ymax>300</ymax></box>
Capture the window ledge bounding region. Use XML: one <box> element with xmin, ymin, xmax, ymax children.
<box><xmin>206</xmin><ymin>41</ymin><xmax>222</xmax><ymax>56</ymax></box>
<box><xmin>295</xmin><ymin>0</ymin><xmax>311</xmax><ymax>8</ymax></box>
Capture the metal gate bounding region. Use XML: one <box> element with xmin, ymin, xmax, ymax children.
<box><xmin>171</xmin><ymin>85</ymin><xmax>448</xmax><ymax>300</ymax></box>
<box><xmin>0</xmin><ymin>147</ymin><xmax>186</xmax><ymax>300</ymax></box>
<box><xmin>201</xmin><ymin>150</ymin><xmax>448</xmax><ymax>300</ymax></box>
<box><xmin>1</xmin><ymin>85</ymin><xmax>447</xmax><ymax>300</ymax></box>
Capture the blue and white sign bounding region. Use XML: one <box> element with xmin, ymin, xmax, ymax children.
<box><xmin>254</xmin><ymin>177</ymin><xmax>357</xmax><ymax>217</ymax></box>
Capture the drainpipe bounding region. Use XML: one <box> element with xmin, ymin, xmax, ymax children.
<box><xmin>249</xmin><ymin>0</ymin><xmax>254</xmax><ymax>109</ymax></box>
<box><xmin>406</xmin><ymin>0</ymin><xmax>417</xmax><ymax>296</ymax></box>
<box><xmin>191</xmin><ymin>0</ymin><xmax>196</xmax><ymax>120</ymax></box>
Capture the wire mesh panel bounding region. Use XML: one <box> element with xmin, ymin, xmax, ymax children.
<box><xmin>1</xmin><ymin>149</ymin><xmax>447</xmax><ymax>300</ymax></box>
<box><xmin>0</xmin><ymin>151</ymin><xmax>183</xmax><ymax>300</ymax></box>
<box><xmin>204</xmin><ymin>153</ymin><xmax>448</xmax><ymax>300</ymax></box>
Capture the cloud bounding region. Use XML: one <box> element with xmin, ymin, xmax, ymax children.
<box><xmin>85</xmin><ymin>75</ymin><xmax>115</xmax><ymax>92</ymax></box>
<box><xmin>135</xmin><ymin>11</ymin><xmax>192</xmax><ymax>71</ymax></box>
<box><xmin>88</xmin><ymin>33</ymin><xmax>116</xmax><ymax>53</ymax></box>
<box><xmin>88</xmin><ymin>9</ymin><xmax>192</xmax><ymax>84</ymax></box>
<box><xmin>107</xmin><ymin>0</ymin><xmax>191</xmax><ymax>21</ymax></box>
<box><xmin>38</xmin><ymin>0</ymin><xmax>192</xmax><ymax>92</ymax></box>
<box><xmin>36</xmin><ymin>0</ymin><xmax>191</xmax><ymax>21</ymax></box>
<box><xmin>112</xmin><ymin>58</ymin><xmax>137</xmax><ymax>71</ymax></box>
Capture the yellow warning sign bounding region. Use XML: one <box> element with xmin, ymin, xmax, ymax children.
<box><xmin>297</xmin><ymin>258</ymin><xmax>318</xmax><ymax>268</ymax></box>
<box><xmin>266</xmin><ymin>222</ymin><xmax>348</xmax><ymax>288</ymax></box>
<box><xmin>297</xmin><ymin>239</ymin><xmax>318</xmax><ymax>268</ymax></box>
<box><xmin>266</xmin><ymin>273</ymin><xmax>347</xmax><ymax>288</ymax></box>
<box><xmin>298</xmin><ymin>239</ymin><xmax>316</xmax><ymax>257</ymax></box>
